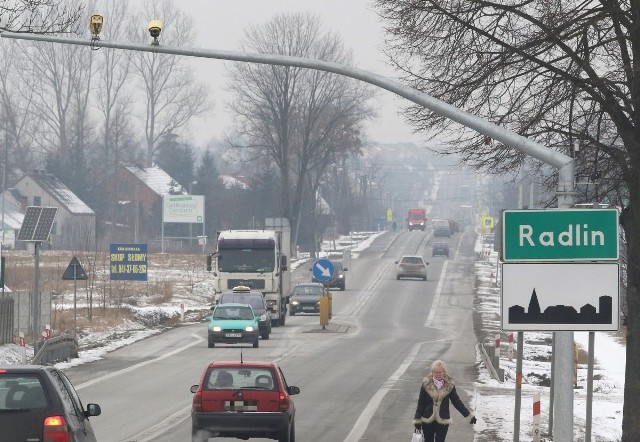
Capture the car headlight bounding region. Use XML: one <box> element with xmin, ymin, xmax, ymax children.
<box><xmin>260</xmin><ymin>314</ymin><xmax>267</xmax><ymax>321</ymax></box>
<box><xmin>212</xmin><ymin>326</ymin><xmax>222</xmax><ymax>332</ymax></box>
<box><xmin>266</xmin><ymin>300</ymin><xmax>276</xmax><ymax>306</ymax></box>
<box><xmin>245</xmin><ymin>326</ymin><xmax>255</xmax><ymax>332</ymax></box>
<box><xmin>291</xmin><ymin>300</ymin><xmax>299</xmax><ymax>305</ymax></box>
<box><xmin>338</xmin><ymin>274</ymin><xmax>344</xmax><ymax>279</ymax></box>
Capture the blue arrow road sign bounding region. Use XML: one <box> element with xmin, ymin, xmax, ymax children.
<box><xmin>312</xmin><ymin>259</ymin><xmax>334</xmax><ymax>283</ymax></box>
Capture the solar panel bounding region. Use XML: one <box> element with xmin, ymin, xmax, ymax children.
<box><xmin>17</xmin><ymin>206</ymin><xmax>58</xmax><ymax>242</ymax></box>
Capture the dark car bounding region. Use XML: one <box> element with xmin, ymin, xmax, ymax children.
<box><xmin>217</xmin><ymin>286</ymin><xmax>272</xmax><ymax>339</ymax></box>
<box><xmin>289</xmin><ymin>282</ymin><xmax>325</xmax><ymax>315</ymax></box>
<box><xmin>432</xmin><ymin>241</ymin><xmax>450</xmax><ymax>257</ymax></box>
<box><xmin>311</xmin><ymin>260</ymin><xmax>348</xmax><ymax>290</ymax></box>
<box><xmin>0</xmin><ymin>365</ymin><xmax>101</xmax><ymax>442</ymax></box>
<box><xmin>191</xmin><ymin>360</ymin><xmax>300</xmax><ymax>442</ymax></box>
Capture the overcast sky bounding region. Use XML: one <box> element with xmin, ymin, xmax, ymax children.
<box><xmin>162</xmin><ymin>0</ymin><xmax>424</xmax><ymax>147</ymax></box>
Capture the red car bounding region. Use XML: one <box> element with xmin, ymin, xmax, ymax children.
<box><xmin>190</xmin><ymin>360</ymin><xmax>300</xmax><ymax>442</ymax></box>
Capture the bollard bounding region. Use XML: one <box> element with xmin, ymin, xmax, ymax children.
<box><xmin>180</xmin><ymin>303</ymin><xmax>185</xmax><ymax>322</ymax></box>
<box><xmin>533</xmin><ymin>392</ymin><xmax>541</xmax><ymax>442</ymax></box>
<box><xmin>19</xmin><ymin>332</ymin><xmax>26</xmax><ymax>364</ymax></box>
<box><xmin>319</xmin><ymin>296</ymin><xmax>329</xmax><ymax>329</ymax></box>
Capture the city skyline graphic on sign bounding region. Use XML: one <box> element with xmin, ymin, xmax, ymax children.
<box><xmin>508</xmin><ymin>288</ymin><xmax>613</xmax><ymax>324</ymax></box>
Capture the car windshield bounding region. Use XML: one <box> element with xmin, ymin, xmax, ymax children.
<box><xmin>332</xmin><ymin>262</ymin><xmax>343</xmax><ymax>271</ymax></box>
<box><xmin>213</xmin><ymin>306</ymin><xmax>254</xmax><ymax>320</ymax></box>
<box><xmin>401</xmin><ymin>257</ymin><xmax>424</xmax><ymax>264</ymax></box>
<box><xmin>206</xmin><ymin>367</ymin><xmax>276</xmax><ymax>390</ymax></box>
<box><xmin>216</xmin><ymin>249</ymin><xmax>274</xmax><ymax>273</ymax></box>
<box><xmin>294</xmin><ymin>286</ymin><xmax>323</xmax><ymax>296</ymax></box>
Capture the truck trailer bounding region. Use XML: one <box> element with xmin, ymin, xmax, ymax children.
<box><xmin>207</xmin><ymin>219</ymin><xmax>291</xmax><ymax>326</ymax></box>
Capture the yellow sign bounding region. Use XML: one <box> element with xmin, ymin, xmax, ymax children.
<box><xmin>386</xmin><ymin>208</ymin><xmax>393</xmax><ymax>222</ymax></box>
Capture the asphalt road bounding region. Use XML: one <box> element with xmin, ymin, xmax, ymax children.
<box><xmin>63</xmin><ymin>219</ymin><xmax>479</xmax><ymax>442</ymax></box>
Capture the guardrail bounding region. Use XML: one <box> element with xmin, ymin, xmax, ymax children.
<box><xmin>32</xmin><ymin>334</ymin><xmax>78</xmax><ymax>365</ymax></box>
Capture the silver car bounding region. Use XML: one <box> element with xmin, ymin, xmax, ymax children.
<box><xmin>395</xmin><ymin>255</ymin><xmax>429</xmax><ymax>281</ymax></box>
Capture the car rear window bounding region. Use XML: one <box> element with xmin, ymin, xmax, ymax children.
<box><xmin>401</xmin><ymin>257</ymin><xmax>423</xmax><ymax>264</ymax></box>
<box><xmin>0</xmin><ymin>375</ymin><xmax>48</xmax><ymax>410</ymax></box>
<box><xmin>205</xmin><ymin>368</ymin><xmax>276</xmax><ymax>391</ymax></box>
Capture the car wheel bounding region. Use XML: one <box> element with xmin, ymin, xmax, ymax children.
<box><xmin>253</xmin><ymin>337</ymin><xmax>259</xmax><ymax>348</ymax></box>
<box><xmin>396</xmin><ymin>275</ymin><xmax>401</xmax><ymax>280</ymax></box>
<box><xmin>290</xmin><ymin>310</ymin><xmax>296</xmax><ymax>316</ymax></box>
<box><xmin>208</xmin><ymin>340</ymin><xmax>215</xmax><ymax>348</ymax></box>
<box><xmin>261</xmin><ymin>332</ymin><xmax>270</xmax><ymax>340</ymax></box>
<box><xmin>423</xmin><ymin>275</ymin><xmax>427</xmax><ymax>281</ymax></box>
<box><xmin>340</xmin><ymin>284</ymin><xmax>345</xmax><ymax>291</ymax></box>
<box><xmin>280</xmin><ymin>314</ymin><xmax>286</xmax><ymax>326</ymax></box>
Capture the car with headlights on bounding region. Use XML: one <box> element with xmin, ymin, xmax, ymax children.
<box><xmin>310</xmin><ymin>260</ymin><xmax>348</xmax><ymax>290</ymax></box>
<box><xmin>289</xmin><ymin>282</ymin><xmax>324</xmax><ymax>315</ymax></box>
<box><xmin>207</xmin><ymin>303</ymin><xmax>260</xmax><ymax>348</ymax></box>
<box><xmin>217</xmin><ymin>286</ymin><xmax>272</xmax><ymax>339</ymax></box>
<box><xmin>0</xmin><ymin>365</ymin><xmax>102</xmax><ymax>442</ymax></box>
<box><xmin>395</xmin><ymin>255</ymin><xmax>429</xmax><ymax>280</ymax></box>
<box><xmin>191</xmin><ymin>360</ymin><xmax>300</xmax><ymax>442</ymax></box>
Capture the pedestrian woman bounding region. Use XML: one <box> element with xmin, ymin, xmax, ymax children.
<box><xmin>413</xmin><ymin>360</ymin><xmax>476</xmax><ymax>441</ymax></box>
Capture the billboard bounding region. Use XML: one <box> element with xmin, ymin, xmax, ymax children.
<box><xmin>110</xmin><ymin>243</ymin><xmax>148</xmax><ymax>281</ymax></box>
<box><xmin>162</xmin><ymin>195</ymin><xmax>204</xmax><ymax>223</ymax></box>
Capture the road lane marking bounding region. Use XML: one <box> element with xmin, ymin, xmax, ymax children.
<box><xmin>76</xmin><ymin>333</ymin><xmax>204</xmax><ymax>390</ymax></box>
<box><xmin>425</xmin><ymin>260</ymin><xmax>449</xmax><ymax>328</ymax></box>
<box><xmin>123</xmin><ymin>404</ymin><xmax>192</xmax><ymax>442</ymax></box>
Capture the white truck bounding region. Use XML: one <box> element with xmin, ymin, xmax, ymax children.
<box><xmin>207</xmin><ymin>218</ymin><xmax>291</xmax><ymax>326</ymax></box>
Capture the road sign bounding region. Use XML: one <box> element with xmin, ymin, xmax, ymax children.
<box><xmin>502</xmin><ymin>209</ymin><xmax>619</xmax><ymax>261</ymax></box>
<box><xmin>501</xmin><ymin>262</ymin><xmax>619</xmax><ymax>331</ymax></box>
<box><xmin>62</xmin><ymin>257</ymin><xmax>88</xmax><ymax>280</ymax></box>
<box><xmin>312</xmin><ymin>259</ymin><xmax>334</xmax><ymax>283</ymax></box>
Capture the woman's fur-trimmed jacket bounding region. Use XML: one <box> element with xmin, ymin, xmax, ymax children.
<box><xmin>413</xmin><ymin>374</ymin><xmax>471</xmax><ymax>425</ymax></box>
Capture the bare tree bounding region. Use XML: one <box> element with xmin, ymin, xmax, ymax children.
<box><xmin>0</xmin><ymin>0</ymin><xmax>82</xmax><ymax>33</ymax></box>
<box><xmin>0</xmin><ymin>38</ymin><xmax>42</xmax><ymax>172</ymax></box>
<box><xmin>374</xmin><ymin>1</ymin><xmax>640</xmax><ymax>439</ymax></box>
<box><xmin>227</xmin><ymin>12</ymin><xmax>376</xmax><ymax>246</ymax></box>
<box><xmin>129</xmin><ymin>0</ymin><xmax>209</xmax><ymax>167</ymax></box>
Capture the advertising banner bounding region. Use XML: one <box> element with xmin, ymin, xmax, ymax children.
<box><xmin>110</xmin><ymin>243</ymin><xmax>148</xmax><ymax>281</ymax></box>
<box><xmin>163</xmin><ymin>195</ymin><xmax>204</xmax><ymax>224</ymax></box>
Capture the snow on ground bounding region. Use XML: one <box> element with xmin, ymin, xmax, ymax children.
<box><xmin>0</xmin><ymin>229</ymin><xmax>624</xmax><ymax>440</ymax></box>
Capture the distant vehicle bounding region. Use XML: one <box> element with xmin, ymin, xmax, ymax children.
<box><xmin>0</xmin><ymin>366</ymin><xmax>102</xmax><ymax>442</ymax></box>
<box><xmin>289</xmin><ymin>282</ymin><xmax>325</xmax><ymax>315</ymax></box>
<box><xmin>310</xmin><ymin>260</ymin><xmax>347</xmax><ymax>291</ymax></box>
<box><xmin>432</xmin><ymin>219</ymin><xmax>451</xmax><ymax>237</ymax></box>
<box><xmin>407</xmin><ymin>208</ymin><xmax>427</xmax><ymax>231</ymax></box>
<box><xmin>190</xmin><ymin>360</ymin><xmax>300</xmax><ymax>442</ymax></box>
<box><xmin>217</xmin><ymin>286</ymin><xmax>272</xmax><ymax>339</ymax></box>
<box><xmin>207</xmin><ymin>303</ymin><xmax>260</xmax><ymax>348</ymax></box>
<box><xmin>395</xmin><ymin>255</ymin><xmax>429</xmax><ymax>280</ymax></box>
<box><xmin>432</xmin><ymin>241</ymin><xmax>450</xmax><ymax>257</ymax></box>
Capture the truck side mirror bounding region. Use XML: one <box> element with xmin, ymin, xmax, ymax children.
<box><xmin>281</xmin><ymin>255</ymin><xmax>288</xmax><ymax>271</ymax></box>
<box><xmin>206</xmin><ymin>254</ymin><xmax>213</xmax><ymax>272</ymax></box>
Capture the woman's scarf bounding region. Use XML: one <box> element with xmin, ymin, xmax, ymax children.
<box><xmin>433</xmin><ymin>377</ymin><xmax>444</xmax><ymax>390</ymax></box>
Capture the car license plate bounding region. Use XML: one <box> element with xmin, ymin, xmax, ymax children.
<box><xmin>225</xmin><ymin>332</ymin><xmax>242</xmax><ymax>338</ymax></box>
<box><xmin>303</xmin><ymin>306</ymin><xmax>314</xmax><ymax>311</ymax></box>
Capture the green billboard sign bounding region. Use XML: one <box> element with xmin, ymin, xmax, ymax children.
<box><xmin>502</xmin><ymin>209</ymin><xmax>619</xmax><ymax>261</ymax></box>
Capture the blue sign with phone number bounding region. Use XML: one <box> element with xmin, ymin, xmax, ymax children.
<box><xmin>110</xmin><ymin>243</ymin><xmax>148</xmax><ymax>281</ymax></box>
